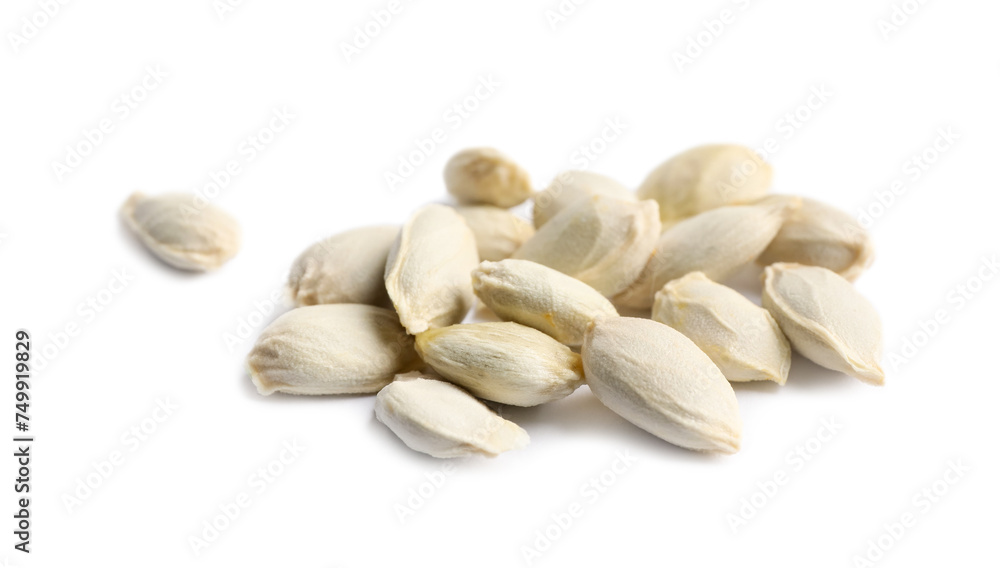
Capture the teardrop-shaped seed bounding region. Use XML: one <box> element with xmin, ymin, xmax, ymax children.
<box><xmin>762</xmin><ymin>263</ymin><xmax>884</xmax><ymax>385</ymax></box>
<box><xmin>532</xmin><ymin>170</ymin><xmax>634</xmax><ymax>228</ymax></box>
<box><xmin>247</xmin><ymin>304</ymin><xmax>420</xmax><ymax>395</ymax></box>
<box><xmin>120</xmin><ymin>191</ymin><xmax>241</xmax><ymax>271</ymax></box>
<box><xmin>444</xmin><ymin>147</ymin><xmax>533</xmax><ymax>208</ymax></box>
<box><xmin>513</xmin><ymin>195</ymin><xmax>661</xmax><ymax>297</ymax></box>
<box><xmin>613</xmin><ymin>200</ymin><xmax>796</xmax><ymax>309</ymax></box>
<box><xmin>384</xmin><ymin>204</ymin><xmax>479</xmax><ymax>334</ymax></box>
<box><xmin>637</xmin><ymin>144</ymin><xmax>773</xmax><ymax>225</ymax></box>
<box><xmin>416</xmin><ymin>322</ymin><xmax>584</xmax><ymax>407</ymax></box>
<box><xmin>472</xmin><ymin>259</ymin><xmax>618</xmax><ymax>346</ymax></box>
<box><xmin>455</xmin><ymin>206</ymin><xmax>535</xmax><ymax>262</ymax></box>
<box><xmin>755</xmin><ymin>195</ymin><xmax>875</xmax><ymax>281</ymax></box>
<box><xmin>582</xmin><ymin>317</ymin><xmax>743</xmax><ymax>453</ymax></box>
<box><xmin>653</xmin><ymin>272</ymin><xmax>790</xmax><ymax>384</ymax></box>
<box><xmin>375</xmin><ymin>373</ymin><xmax>530</xmax><ymax>458</ymax></box>
<box><xmin>287</xmin><ymin>225</ymin><xmax>398</xmax><ymax>307</ymax></box>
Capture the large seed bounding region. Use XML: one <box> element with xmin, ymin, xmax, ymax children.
<box><xmin>762</xmin><ymin>263</ymin><xmax>884</xmax><ymax>385</ymax></box>
<box><xmin>247</xmin><ymin>304</ymin><xmax>420</xmax><ymax>395</ymax></box>
<box><xmin>652</xmin><ymin>272</ymin><xmax>790</xmax><ymax>384</ymax></box>
<box><xmin>582</xmin><ymin>317</ymin><xmax>743</xmax><ymax>453</ymax></box>
<box><xmin>287</xmin><ymin>225</ymin><xmax>398</xmax><ymax>307</ymax></box>
<box><xmin>120</xmin><ymin>191</ymin><xmax>240</xmax><ymax>271</ymax></box>
<box><xmin>513</xmin><ymin>195</ymin><xmax>661</xmax><ymax>297</ymax></box>
<box><xmin>472</xmin><ymin>259</ymin><xmax>618</xmax><ymax>346</ymax></box>
<box><xmin>384</xmin><ymin>205</ymin><xmax>479</xmax><ymax>334</ymax></box>
<box><xmin>532</xmin><ymin>170</ymin><xmax>634</xmax><ymax>228</ymax></box>
<box><xmin>637</xmin><ymin>144</ymin><xmax>773</xmax><ymax>225</ymax></box>
<box><xmin>755</xmin><ymin>196</ymin><xmax>875</xmax><ymax>281</ymax></box>
<box><xmin>444</xmin><ymin>147</ymin><xmax>533</xmax><ymax>208</ymax></box>
<box><xmin>415</xmin><ymin>322</ymin><xmax>585</xmax><ymax>407</ymax></box>
<box><xmin>455</xmin><ymin>206</ymin><xmax>535</xmax><ymax>262</ymax></box>
<box><xmin>613</xmin><ymin>200</ymin><xmax>796</xmax><ymax>309</ymax></box>
<box><xmin>375</xmin><ymin>372</ymin><xmax>530</xmax><ymax>458</ymax></box>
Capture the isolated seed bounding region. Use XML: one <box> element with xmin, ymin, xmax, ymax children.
<box><xmin>532</xmin><ymin>170</ymin><xmax>634</xmax><ymax>228</ymax></box>
<box><xmin>582</xmin><ymin>317</ymin><xmax>742</xmax><ymax>453</ymax></box>
<box><xmin>247</xmin><ymin>304</ymin><xmax>420</xmax><ymax>395</ymax></box>
<box><xmin>472</xmin><ymin>259</ymin><xmax>618</xmax><ymax>346</ymax></box>
<box><xmin>444</xmin><ymin>147</ymin><xmax>533</xmax><ymax>208</ymax></box>
<box><xmin>637</xmin><ymin>144</ymin><xmax>773</xmax><ymax>225</ymax></box>
<box><xmin>385</xmin><ymin>204</ymin><xmax>479</xmax><ymax>334</ymax></box>
<box><xmin>287</xmin><ymin>225</ymin><xmax>398</xmax><ymax>307</ymax></box>
<box><xmin>762</xmin><ymin>263</ymin><xmax>884</xmax><ymax>385</ymax></box>
<box><xmin>755</xmin><ymin>196</ymin><xmax>875</xmax><ymax>281</ymax></box>
<box><xmin>613</xmin><ymin>200</ymin><xmax>796</xmax><ymax>309</ymax></box>
<box><xmin>375</xmin><ymin>372</ymin><xmax>530</xmax><ymax>458</ymax></box>
<box><xmin>416</xmin><ymin>322</ymin><xmax>585</xmax><ymax>407</ymax></box>
<box><xmin>455</xmin><ymin>206</ymin><xmax>535</xmax><ymax>262</ymax></box>
<box><xmin>513</xmin><ymin>195</ymin><xmax>661</xmax><ymax>297</ymax></box>
<box><xmin>653</xmin><ymin>272</ymin><xmax>790</xmax><ymax>384</ymax></box>
<box><xmin>120</xmin><ymin>191</ymin><xmax>240</xmax><ymax>271</ymax></box>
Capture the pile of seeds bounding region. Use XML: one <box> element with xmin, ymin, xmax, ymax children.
<box><xmin>121</xmin><ymin>144</ymin><xmax>883</xmax><ymax>458</ymax></box>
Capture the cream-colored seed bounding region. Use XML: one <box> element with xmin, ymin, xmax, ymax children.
<box><xmin>637</xmin><ymin>144</ymin><xmax>773</xmax><ymax>225</ymax></box>
<box><xmin>762</xmin><ymin>263</ymin><xmax>885</xmax><ymax>385</ymax></box>
<box><xmin>444</xmin><ymin>147</ymin><xmax>533</xmax><ymax>208</ymax></box>
<box><xmin>513</xmin><ymin>195</ymin><xmax>661</xmax><ymax>297</ymax></box>
<box><xmin>472</xmin><ymin>259</ymin><xmax>618</xmax><ymax>346</ymax></box>
<box><xmin>613</xmin><ymin>200</ymin><xmax>796</xmax><ymax>309</ymax></box>
<box><xmin>384</xmin><ymin>204</ymin><xmax>480</xmax><ymax>334</ymax></box>
<box><xmin>755</xmin><ymin>195</ymin><xmax>875</xmax><ymax>281</ymax></box>
<box><xmin>287</xmin><ymin>225</ymin><xmax>398</xmax><ymax>307</ymax></box>
<box><xmin>532</xmin><ymin>170</ymin><xmax>634</xmax><ymax>228</ymax></box>
<box><xmin>375</xmin><ymin>372</ymin><xmax>530</xmax><ymax>458</ymax></box>
<box><xmin>415</xmin><ymin>322</ymin><xmax>585</xmax><ymax>407</ymax></box>
<box><xmin>120</xmin><ymin>191</ymin><xmax>241</xmax><ymax>271</ymax></box>
<box><xmin>582</xmin><ymin>317</ymin><xmax>743</xmax><ymax>453</ymax></box>
<box><xmin>652</xmin><ymin>272</ymin><xmax>790</xmax><ymax>384</ymax></box>
<box><xmin>247</xmin><ymin>304</ymin><xmax>420</xmax><ymax>395</ymax></box>
<box><xmin>455</xmin><ymin>206</ymin><xmax>535</xmax><ymax>262</ymax></box>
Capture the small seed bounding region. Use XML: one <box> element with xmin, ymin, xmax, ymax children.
<box><xmin>375</xmin><ymin>372</ymin><xmax>530</xmax><ymax>458</ymax></box>
<box><xmin>762</xmin><ymin>263</ymin><xmax>884</xmax><ymax>385</ymax></box>
<box><xmin>472</xmin><ymin>259</ymin><xmax>618</xmax><ymax>346</ymax></box>
<box><xmin>287</xmin><ymin>225</ymin><xmax>398</xmax><ymax>307</ymax></box>
<box><xmin>444</xmin><ymin>147</ymin><xmax>533</xmax><ymax>208</ymax></box>
<box><xmin>455</xmin><ymin>206</ymin><xmax>535</xmax><ymax>262</ymax></box>
<box><xmin>513</xmin><ymin>195</ymin><xmax>661</xmax><ymax>297</ymax></box>
<box><xmin>652</xmin><ymin>272</ymin><xmax>790</xmax><ymax>384</ymax></box>
<box><xmin>532</xmin><ymin>170</ymin><xmax>634</xmax><ymax>228</ymax></box>
<box><xmin>755</xmin><ymin>195</ymin><xmax>875</xmax><ymax>281</ymax></box>
<box><xmin>416</xmin><ymin>322</ymin><xmax>585</xmax><ymax>407</ymax></box>
<box><xmin>613</xmin><ymin>200</ymin><xmax>797</xmax><ymax>309</ymax></box>
<box><xmin>120</xmin><ymin>191</ymin><xmax>240</xmax><ymax>271</ymax></box>
<box><xmin>582</xmin><ymin>317</ymin><xmax>743</xmax><ymax>453</ymax></box>
<box><xmin>637</xmin><ymin>144</ymin><xmax>773</xmax><ymax>225</ymax></box>
<box><xmin>247</xmin><ymin>304</ymin><xmax>420</xmax><ymax>395</ymax></box>
<box><xmin>384</xmin><ymin>204</ymin><xmax>479</xmax><ymax>334</ymax></box>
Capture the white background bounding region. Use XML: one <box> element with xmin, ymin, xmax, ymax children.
<box><xmin>1</xmin><ymin>0</ymin><xmax>998</xmax><ymax>566</ymax></box>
